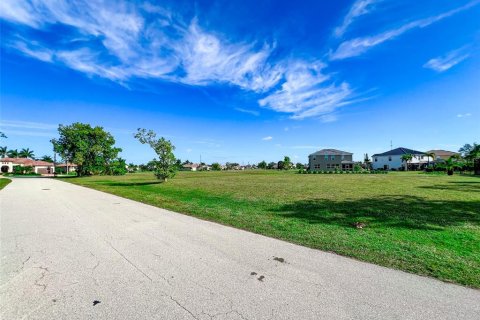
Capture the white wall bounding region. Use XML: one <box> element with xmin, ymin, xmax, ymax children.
<box><xmin>372</xmin><ymin>154</ymin><xmax>433</xmax><ymax>170</ymax></box>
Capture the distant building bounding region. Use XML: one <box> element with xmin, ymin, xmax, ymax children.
<box><xmin>308</xmin><ymin>149</ymin><xmax>354</xmax><ymax>171</ymax></box>
<box><xmin>0</xmin><ymin>158</ymin><xmax>54</xmax><ymax>174</ymax></box>
<box><xmin>372</xmin><ymin>147</ymin><xmax>433</xmax><ymax>170</ymax></box>
<box><xmin>55</xmin><ymin>163</ymin><xmax>78</xmax><ymax>173</ymax></box>
<box><xmin>426</xmin><ymin>150</ymin><xmax>460</xmax><ymax>162</ymax></box>
<box><xmin>181</xmin><ymin>163</ymin><xmax>200</xmax><ymax>171</ymax></box>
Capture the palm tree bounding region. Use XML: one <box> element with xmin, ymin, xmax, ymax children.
<box><xmin>19</xmin><ymin>148</ymin><xmax>35</xmax><ymax>159</ymax></box>
<box><xmin>41</xmin><ymin>155</ymin><xmax>54</xmax><ymax>163</ymax></box>
<box><xmin>444</xmin><ymin>155</ymin><xmax>462</xmax><ymax>176</ymax></box>
<box><xmin>424</xmin><ymin>152</ymin><xmax>435</xmax><ymax>168</ymax></box>
<box><xmin>7</xmin><ymin>149</ymin><xmax>19</xmax><ymax>158</ymax></box>
<box><xmin>401</xmin><ymin>154</ymin><xmax>413</xmax><ymax>171</ymax></box>
<box><xmin>0</xmin><ymin>146</ymin><xmax>7</xmax><ymax>158</ymax></box>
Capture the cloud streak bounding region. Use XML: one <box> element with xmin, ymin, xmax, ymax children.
<box><xmin>423</xmin><ymin>47</ymin><xmax>471</xmax><ymax>72</ymax></box>
<box><xmin>334</xmin><ymin>0</ymin><xmax>379</xmax><ymax>38</ymax></box>
<box><xmin>235</xmin><ymin>108</ymin><xmax>260</xmax><ymax>116</ymax></box>
<box><xmin>331</xmin><ymin>0</ymin><xmax>480</xmax><ymax>60</ymax></box>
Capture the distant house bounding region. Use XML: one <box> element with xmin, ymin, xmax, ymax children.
<box><xmin>308</xmin><ymin>149</ymin><xmax>354</xmax><ymax>171</ymax></box>
<box><xmin>372</xmin><ymin>147</ymin><xmax>433</xmax><ymax>170</ymax></box>
<box><xmin>182</xmin><ymin>163</ymin><xmax>200</xmax><ymax>171</ymax></box>
<box><xmin>55</xmin><ymin>163</ymin><xmax>78</xmax><ymax>173</ymax></box>
<box><xmin>427</xmin><ymin>150</ymin><xmax>460</xmax><ymax>162</ymax></box>
<box><xmin>0</xmin><ymin>158</ymin><xmax>54</xmax><ymax>174</ymax></box>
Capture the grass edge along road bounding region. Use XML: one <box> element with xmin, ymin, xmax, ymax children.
<box><xmin>0</xmin><ymin>178</ymin><xmax>12</xmax><ymax>190</ymax></box>
<box><xmin>60</xmin><ymin>171</ymin><xmax>480</xmax><ymax>288</ymax></box>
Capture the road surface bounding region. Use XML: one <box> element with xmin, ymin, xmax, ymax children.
<box><xmin>1</xmin><ymin>178</ymin><xmax>479</xmax><ymax>319</ymax></box>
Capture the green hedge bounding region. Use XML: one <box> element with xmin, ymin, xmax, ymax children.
<box><xmin>298</xmin><ymin>169</ymin><xmax>387</xmax><ymax>174</ymax></box>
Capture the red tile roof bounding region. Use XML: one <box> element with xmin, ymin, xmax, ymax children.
<box><xmin>0</xmin><ymin>158</ymin><xmax>54</xmax><ymax>166</ymax></box>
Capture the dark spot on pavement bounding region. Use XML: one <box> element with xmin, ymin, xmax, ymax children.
<box><xmin>250</xmin><ymin>272</ymin><xmax>257</xmax><ymax>276</ymax></box>
<box><xmin>113</xmin><ymin>203</ymin><xmax>121</xmax><ymax>205</ymax></box>
<box><xmin>93</xmin><ymin>300</ymin><xmax>101</xmax><ymax>306</ymax></box>
<box><xmin>42</xmin><ymin>189</ymin><xmax>50</xmax><ymax>191</ymax></box>
<box><xmin>273</xmin><ymin>257</ymin><xmax>285</xmax><ymax>263</ymax></box>
<box><xmin>52</xmin><ymin>299</ymin><xmax>57</xmax><ymax>303</ymax></box>
<box><xmin>257</xmin><ymin>275</ymin><xmax>265</xmax><ymax>282</ymax></box>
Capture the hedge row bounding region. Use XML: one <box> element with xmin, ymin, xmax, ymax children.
<box><xmin>298</xmin><ymin>170</ymin><xmax>388</xmax><ymax>174</ymax></box>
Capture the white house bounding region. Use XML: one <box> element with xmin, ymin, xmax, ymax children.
<box><xmin>0</xmin><ymin>158</ymin><xmax>55</xmax><ymax>174</ymax></box>
<box><xmin>181</xmin><ymin>163</ymin><xmax>200</xmax><ymax>171</ymax></box>
<box><xmin>372</xmin><ymin>148</ymin><xmax>433</xmax><ymax>170</ymax></box>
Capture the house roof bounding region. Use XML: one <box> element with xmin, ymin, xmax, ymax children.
<box><xmin>309</xmin><ymin>149</ymin><xmax>353</xmax><ymax>156</ymax></box>
<box><xmin>426</xmin><ymin>150</ymin><xmax>459</xmax><ymax>157</ymax></box>
<box><xmin>0</xmin><ymin>158</ymin><xmax>53</xmax><ymax>166</ymax></box>
<box><xmin>372</xmin><ymin>147</ymin><xmax>425</xmax><ymax>157</ymax></box>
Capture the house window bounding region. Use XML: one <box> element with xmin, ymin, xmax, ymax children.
<box><xmin>374</xmin><ymin>158</ymin><xmax>377</xmax><ymax>162</ymax></box>
<box><xmin>341</xmin><ymin>155</ymin><xmax>345</xmax><ymax>160</ymax></box>
<box><xmin>331</xmin><ymin>155</ymin><xmax>335</xmax><ymax>160</ymax></box>
<box><xmin>388</xmin><ymin>156</ymin><xmax>392</xmax><ymax>161</ymax></box>
<box><xmin>326</xmin><ymin>164</ymin><xmax>330</xmax><ymax>169</ymax></box>
<box><xmin>324</xmin><ymin>155</ymin><xmax>328</xmax><ymax>160</ymax></box>
<box><xmin>313</xmin><ymin>157</ymin><xmax>316</xmax><ymax>160</ymax></box>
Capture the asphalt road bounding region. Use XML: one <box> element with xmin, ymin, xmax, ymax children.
<box><xmin>1</xmin><ymin>178</ymin><xmax>479</xmax><ymax>319</ymax></box>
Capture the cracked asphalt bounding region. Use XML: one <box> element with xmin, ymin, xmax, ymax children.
<box><xmin>1</xmin><ymin>178</ymin><xmax>479</xmax><ymax>319</ymax></box>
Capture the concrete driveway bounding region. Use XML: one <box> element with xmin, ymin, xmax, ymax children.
<box><xmin>1</xmin><ymin>178</ymin><xmax>479</xmax><ymax>319</ymax></box>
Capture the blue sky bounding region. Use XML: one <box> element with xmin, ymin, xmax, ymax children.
<box><xmin>1</xmin><ymin>0</ymin><xmax>479</xmax><ymax>164</ymax></box>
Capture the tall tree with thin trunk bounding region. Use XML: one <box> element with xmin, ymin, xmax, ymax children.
<box><xmin>134</xmin><ymin>128</ymin><xmax>177</xmax><ymax>182</ymax></box>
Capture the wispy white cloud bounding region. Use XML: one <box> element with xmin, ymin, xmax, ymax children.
<box><xmin>456</xmin><ymin>113</ymin><xmax>472</xmax><ymax>118</ymax></box>
<box><xmin>0</xmin><ymin>0</ymin><xmax>355</xmax><ymax>120</ymax></box>
<box><xmin>235</xmin><ymin>108</ymin><xmax>260</xmax><ymax>116</ymax></box>
<box><xmin>331</xmin><ymin>0</ymin><xmax>480</xmax><ymax>60</ymax></box>
<box><xmin>262</xmin><ymin>136</ymin><xmax>273</xmax><ymax>141</ymax></box>
<box><xmin>0</xmin><ymin>120</ymin><xmax>57</xmax><ymax>130</ymax></box>
<box><xmin>424</xmin><ymin>47</ymin><xmax>471</xmax><ymax>72</ymax></box>
<box><xmin>334</xmin><ymin>0</ymin><xmax>379</xmax><ymax>38</ymax></box>
<box><xmin>259</xmin><ymin>61</ymin><xmax>353</xmax><ymax>119</ymax></box>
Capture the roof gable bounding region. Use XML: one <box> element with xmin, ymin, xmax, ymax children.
<box><xmin>372</xmin><ymin>147</ymin><xmax>425</xmax><ymax>157</ymax></box>
<box><xmin>309</xmin><ymin>149</ymin><xmax>352</xmax><ymax>156</ymax></box>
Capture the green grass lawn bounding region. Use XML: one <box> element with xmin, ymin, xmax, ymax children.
<box><xmin>0</xmin><ymin>178</ymin><xmax>12</xmax><ymax>190</ymax></box>
<box><xmin>61</xmin><ymin>171</ymin><xmax>480</xmax><ymax>287</ymax></box>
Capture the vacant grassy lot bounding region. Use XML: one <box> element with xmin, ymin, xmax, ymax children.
<box><xmin>0</xmin><ymin>178</ymin><xmax>12</xmax><ymax>190</ymax></box>
<box><xmin>62</xmin><ymin>171</ymin><xmax>480</xmax><ymax>287</ymax></box>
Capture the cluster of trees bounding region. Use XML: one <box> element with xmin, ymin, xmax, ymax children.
<box><xmin>257</xmin><ymin>156</ymin><xmax>305</xmax><ymax>170</ymax></box>
<box><xmin>52</xmin><ymin>123</ymin><xmax>127</xmax><ymax>176</ymax></box>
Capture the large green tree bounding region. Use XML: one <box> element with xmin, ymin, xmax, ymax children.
<box><xmin>0</xmin><ymin>146</ymin><xmax>7</xmax><ymax>158</ymax></box>
<box><xmin>134</xmin><ymin>128</ymin><xmax>177</xmax><ymax>182</ymax></box>
<box><xmin>52</xmin><ymin>123</ymin><xmax>122</xmax><ymax>176</ymax></box>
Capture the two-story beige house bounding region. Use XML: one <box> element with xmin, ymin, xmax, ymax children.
<box><xmin>308</xmin><ymin>149</ymin><xmax>354</xmax><ymax>171</ymax></box>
